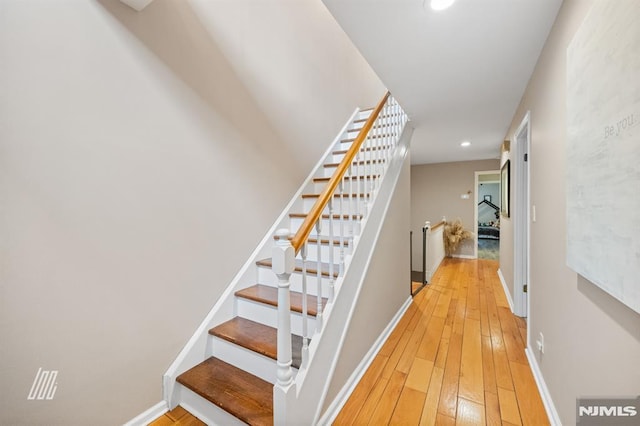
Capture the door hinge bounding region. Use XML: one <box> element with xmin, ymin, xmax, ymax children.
<box><xmin>524</xmin><ymin>153</ymin><xmax>528</xmax><ymax>162</ymax></box>
<box><xmin>523</xmin><ymin>284</ymin><xmax>528</xmax><ymax>293</ymax></box>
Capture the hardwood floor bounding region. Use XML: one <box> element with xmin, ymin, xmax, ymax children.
<box><xmin>412</xmin><ymin>281</ymin><xmax>425</xmax><ymax>294</ymax></box>
<box><xmin>148</xmin><ymin>406</ymin><xmax>206</xmax><ymax>426</ymax></box>
<box><xmin>334</xmin><ymin>258</ymin><xmax>547</xmax><ymax>426</ymax></box>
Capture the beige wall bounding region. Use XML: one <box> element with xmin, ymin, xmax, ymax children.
<box><xmin>322</xmin><ymin>148</ymin><xmax>411</xmax><ymax>413</ymax></box>
<box><xmin>500</xmin><ymin>0</ymin><xmax>640</xmax><ymax>423</ymax></box>
<box><xmin>0</xmin><ymin>0</ymin><xmax>383</xmax><ymax>424</ymax></box>
<box><xmin>411</xmin><ymin>159</ymin><xmax>499</xmax><ymax>267</ymax></box>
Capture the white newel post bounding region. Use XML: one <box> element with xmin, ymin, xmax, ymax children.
<box><xmin>424</xmin><ymin>221</ymin><xmax>431</xmax><ymax>283</ymax></box>
<box><xmin>272</xmin><ymin>229</ymin><xmax>295</xmax><ymax>424</ymax></box>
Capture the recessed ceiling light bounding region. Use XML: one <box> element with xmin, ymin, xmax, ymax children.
<box><xmin>461</xmin><ymin>141</ymin><xmax>471</xmax><ymax>147</ymax></box>
<box><xmin>431</xmin><ymin>0</ymin><xmax>456</xmax><ymax>11</ymax></box>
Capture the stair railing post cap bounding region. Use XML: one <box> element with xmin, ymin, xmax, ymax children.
<box><xmin>273</xmin><ymin>228</ymin><xmax>294</xmax><ymax>275</ymax></box>
<box><xmin>275</xmin><ymin>228</ymin><xmax>290</xmax><ymax>241</ymax></box>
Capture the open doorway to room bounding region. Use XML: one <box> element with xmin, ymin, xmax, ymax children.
<box><xmin>475</xmin><ymin>171</ymin><xmax>501</xmax><ymax>260</ymax></box>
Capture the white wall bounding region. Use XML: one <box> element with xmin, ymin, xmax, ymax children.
<box><xmin>500</xmin><ymin>0</ymin><xmax>640</xmax><ymax>423</ymax></box>
<box><xmin>0</xmin><ymin>0</ymin><xmax>383</xmax><ymax>424</ymax></box>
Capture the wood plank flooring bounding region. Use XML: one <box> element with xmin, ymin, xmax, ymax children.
<box><xmin>334</xmin><ymin>258</ymin><xmax>548</xmax><ymax>426</ymax></box>
<box><xmin>148</xmin><ymin>406</ymin><xmax>205</xmax><ymax>426</ymax></box>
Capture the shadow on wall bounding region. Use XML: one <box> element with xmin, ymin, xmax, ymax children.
<box><xmin>577</xmin><ymin>275</ymin><xmax>640</xmax><ymax>343</ymax></box>
<box><xmin>95</xmin><ymin>0</ymin><xmax>295</xmax><ymax>168</ymax></box>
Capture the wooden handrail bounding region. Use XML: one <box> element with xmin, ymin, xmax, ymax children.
<box><xmin>431</xmin><ymin>221</ymin><xmax>445</xmax><ymax>231</ymax></box>
<box><xmin>291</xmin><ymin>91</ymin><xmax>391</xmax><ymax>253</ymax></box>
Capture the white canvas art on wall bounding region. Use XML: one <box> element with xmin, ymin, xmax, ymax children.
<box><xmin>566</xmin><ymin>0</ymin><xmax>640</xmax><ymax>313</ymax></box>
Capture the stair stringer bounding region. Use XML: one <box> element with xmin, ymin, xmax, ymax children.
<box><xmin>162</xmin><ymin>108</ymin><xmax>361</xmax><ymax>409</ymax></box>
<box><xmin>285</xmin><ymin>126</ymin><xmax>413</xmax><ymax>425</ymax></box>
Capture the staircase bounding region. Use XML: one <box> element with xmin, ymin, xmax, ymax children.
<box><xmin>164</xmin><ymin>92</ymin><xmax>408</xmax><ymax>425</ymax></box>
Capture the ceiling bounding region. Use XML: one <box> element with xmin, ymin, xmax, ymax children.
<box><xmin>322</xmin><ymin>0</ymin><xmax>562</xmax><ymax>165</ymax></box>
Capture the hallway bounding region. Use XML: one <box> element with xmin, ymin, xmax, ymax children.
<box><xmin>334</xmin><ymin>258</ymin><xmax>548</xmax><ymax>425</ymax></box>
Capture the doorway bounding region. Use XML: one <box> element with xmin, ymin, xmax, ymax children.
<box><xmin>513</xmin><ymin>112</ymin><xmax>531</xmax><ymax>319</ymax></box>
<box><xmin>475</xmin><ymin>171</ymin><xmax>501</xmax><ymax>260</ymax></box>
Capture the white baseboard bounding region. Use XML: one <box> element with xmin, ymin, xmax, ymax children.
<box><xmin>525</xmin><ymin>348</ymin><xmax>561</xmax><ymax>425</ymax></box>
<box><xmin>123</xmin><ymin>401</ymin><xmax>168</xmax><ymax>426</ymax></box>
<box><xmin>451</xmin><ymin>254</ymin><xmax>476</xmax><ymax>259</ymax></box>
<box><xmin>497</xmin><ymin>268</ymin><xmax>514</xmax><ymax>312</ymax></box>
<box><xmin>317</xmin><ymin>296</ymin><xmax>413</xmax><ymax>425</ymax></box>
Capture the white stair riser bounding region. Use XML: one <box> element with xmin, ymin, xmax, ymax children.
<box><xmin>299</xmin><ymin>241</ymin><xmax>350</xmax><ymax>262</ymax></box>
<box><xmin>336</xmin><ymin>138</ymin><xmax>391</xmax><ymax>153</ymax></box>
<box><xmin>257</xmin><ymin>267</ymin><xmax>334</xmax><ymax>296</ymax></box>
<box><xmin>344</xmin><ymin>125</ymin><xmax>393</xmax><ymax>139</ymax></box>
<box><xmin>356</xmin><ymin>110</ymin><xmax>372</xmax><ymax>121</ymax></box>
<box><xmin>303</xmin><ymin>196</ymin><xmax>372</xmax><ymax>213</ymax></box>
<box><xmin>284</xmin><ymin>221</ymin><xmax>358</xmax><ymax>242</ymax></box>
<box><xmin>321</xmin><ymin>162</ymin><xmax>386</xmax><ymax>178</ymax></box>
<box><xmin>177</xmin><ymin>384</ymin><xmax>247</xmax><ymax>426</ymax></box>
<box><xmin>290</xmin><ymin>216</ymin><xmax>361</xmax><ymax>236</ymax></box>
<box><xmin>330</xmin><ymin>149</ymin><xmax>390</xmax><ymax>164</ymax></box>
<box><xmin>312</xmin><ymin>179</ymin><xmax>374</xmax><ymax>194</ymax></box>
<box><xmin>209</xmin><ymin>335</ymin><xmax>299</xmax><ymax>384</ymax></box>
<box><xmin>236</xmin><ymin>297</ymin><xmax>318</xmax><ymax>338</ymax></box>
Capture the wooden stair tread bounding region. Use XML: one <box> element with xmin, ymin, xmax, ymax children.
<box><xmin>353</xmin><ymin>113</ymin><xmax>397</xmax><ymax>123</ymax></box>
<box><xmin>256</xmin><ymin>258</ymin><xmax>340</xmax><ymax>278</ymax></box>
<box><xmin>341</xmin><ymin>133</ymin><xmax>395</xmax><ymax>143</ymax></box>
<box><xmin>333</xmin><ymin>145</ymin><xmax>392</xmax><ymax>155</ymax></box>
<box><xmin>176</xmin><ymin>357</ymin><xmax>273</xmax><ymax>426</ymax></box>
<box><xmin>209</xmin><ymin>317</ymin><xmax>304</xmax><ymax>369</ymax></box>
<box><xmin>235</xmin><ymin>284</ymin><xmax>327</xmax><ymax>317</ymax></box>
<box><xmin>348</xmin><ymin>123</ymin><xmax>394</xmax><ymax>132</ymax></box>
<box><xmin>289</xmin><ymin>212</ymin><xmax>363</xmax><ymax>220</ymax></box>
<box><xmin>313</xmin><ymin>176</ymin><xmax>378</xmax><ymax>182</ymax></box>
<box><xmin>324</xmin><ymin>159</ymin><xmax>386</xmax><ymax>168</ymax></box>
<box><xmin>307</xmin><ymin>236</ymin><xmax>349</xmax><ymax>247</ymax></box>
<box><xmin>302</xmin><ymin>193</ymin><xmax>370</xmax><ymax>198</ymax></box>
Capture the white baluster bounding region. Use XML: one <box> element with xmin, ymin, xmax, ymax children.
<box><xmin>377</xmin><ymin>105</ymin><xmax>383</xmax><ymax>174</ymax></box>
<box><xmin>328</xmin><ymin>198</ymin><xmax>335</xmax><ymax>302</ymax></box>
<box><xmin>355</xmin><ymin>150</ymin><xmax>361</xmax><ymax>219</ymax></box>
<box><xmin>348</xmin><ymin>164</ymin><xmax>354</xmax><ymax>241</ymax></box>
<box><xmin>396</xmin><ymin>99</ymin><xmax>400</xmax><ymax>143</ymax></box>
<box><xmin>315</xmin><ymin>220</ymin><xmax>323</xmax><ymax>332</ymax></box>
<box><xmin>396</xmin><ymin>102</ymin><xmax>400</xmax><ymax>144</ymax></box>
<box><xmin>367</xmin><ymin>124</ymin><xmax>381</xmax><ymax>192</ymax></box>
<box><xmin>377</xmin><ymin>106</ymin><xmax>384</xmax><ymax>187</ymax></box>
<box><xmin>372</xmin><ymin>120</ymin><xmax>378</xmax><ymax>191</ymax></box>
<box><xmin>338</xmin><ymin>180</ymin><xmax>345</xmax><ymax>275</ymax></box>
<box><xmin>370</xmin><ymin>122</ymin><xmax>376</xmax><ymax>190</ymax></box>
<box><xmin>272</xmin><ymin>229</ymin><xmax>294</xmax><ymax>388</ymax></box>
<box><xmin>392</xmin><ymin>100</ymin><xmax>398</xmax><ymax>156</ymax></box>
<box><xmin>359</xmin><ymin>147</ymin><xmax>366</xmax><ymax>217</ymax></box>
<box><xmin>393</xmin><ymin>99</ymin><xmax>398</xmax><ymax>151</ymax></box>
<box><xmin>364</xmin><ymin>134</ymin><xmax>370</xmax><ymax>213</ymax></box>
<box><xmin>384</xmin><ymin>107</ymin><xmax>388</xmax><ymax>162</ymax></box>
<box><xmin>300</xmin><ymin>242</ymin><xmax>309</xmax><ymax>366</ymax></box>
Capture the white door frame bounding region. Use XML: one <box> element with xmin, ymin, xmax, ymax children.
<box><xmin>513</xmin><ymin>111</ymin><xmax>531</xmax><ymax>319</ymax></box>
<box><xmin>474</xmin><ymin>171</ymin><xmax>500</xmax><ymax>259</ymax></box>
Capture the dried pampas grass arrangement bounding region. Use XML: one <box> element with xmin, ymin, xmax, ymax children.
<box><xmin>444</xmin><ymin>219</ymin><xmax>473</xmax><ymax>257</ymax></box>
